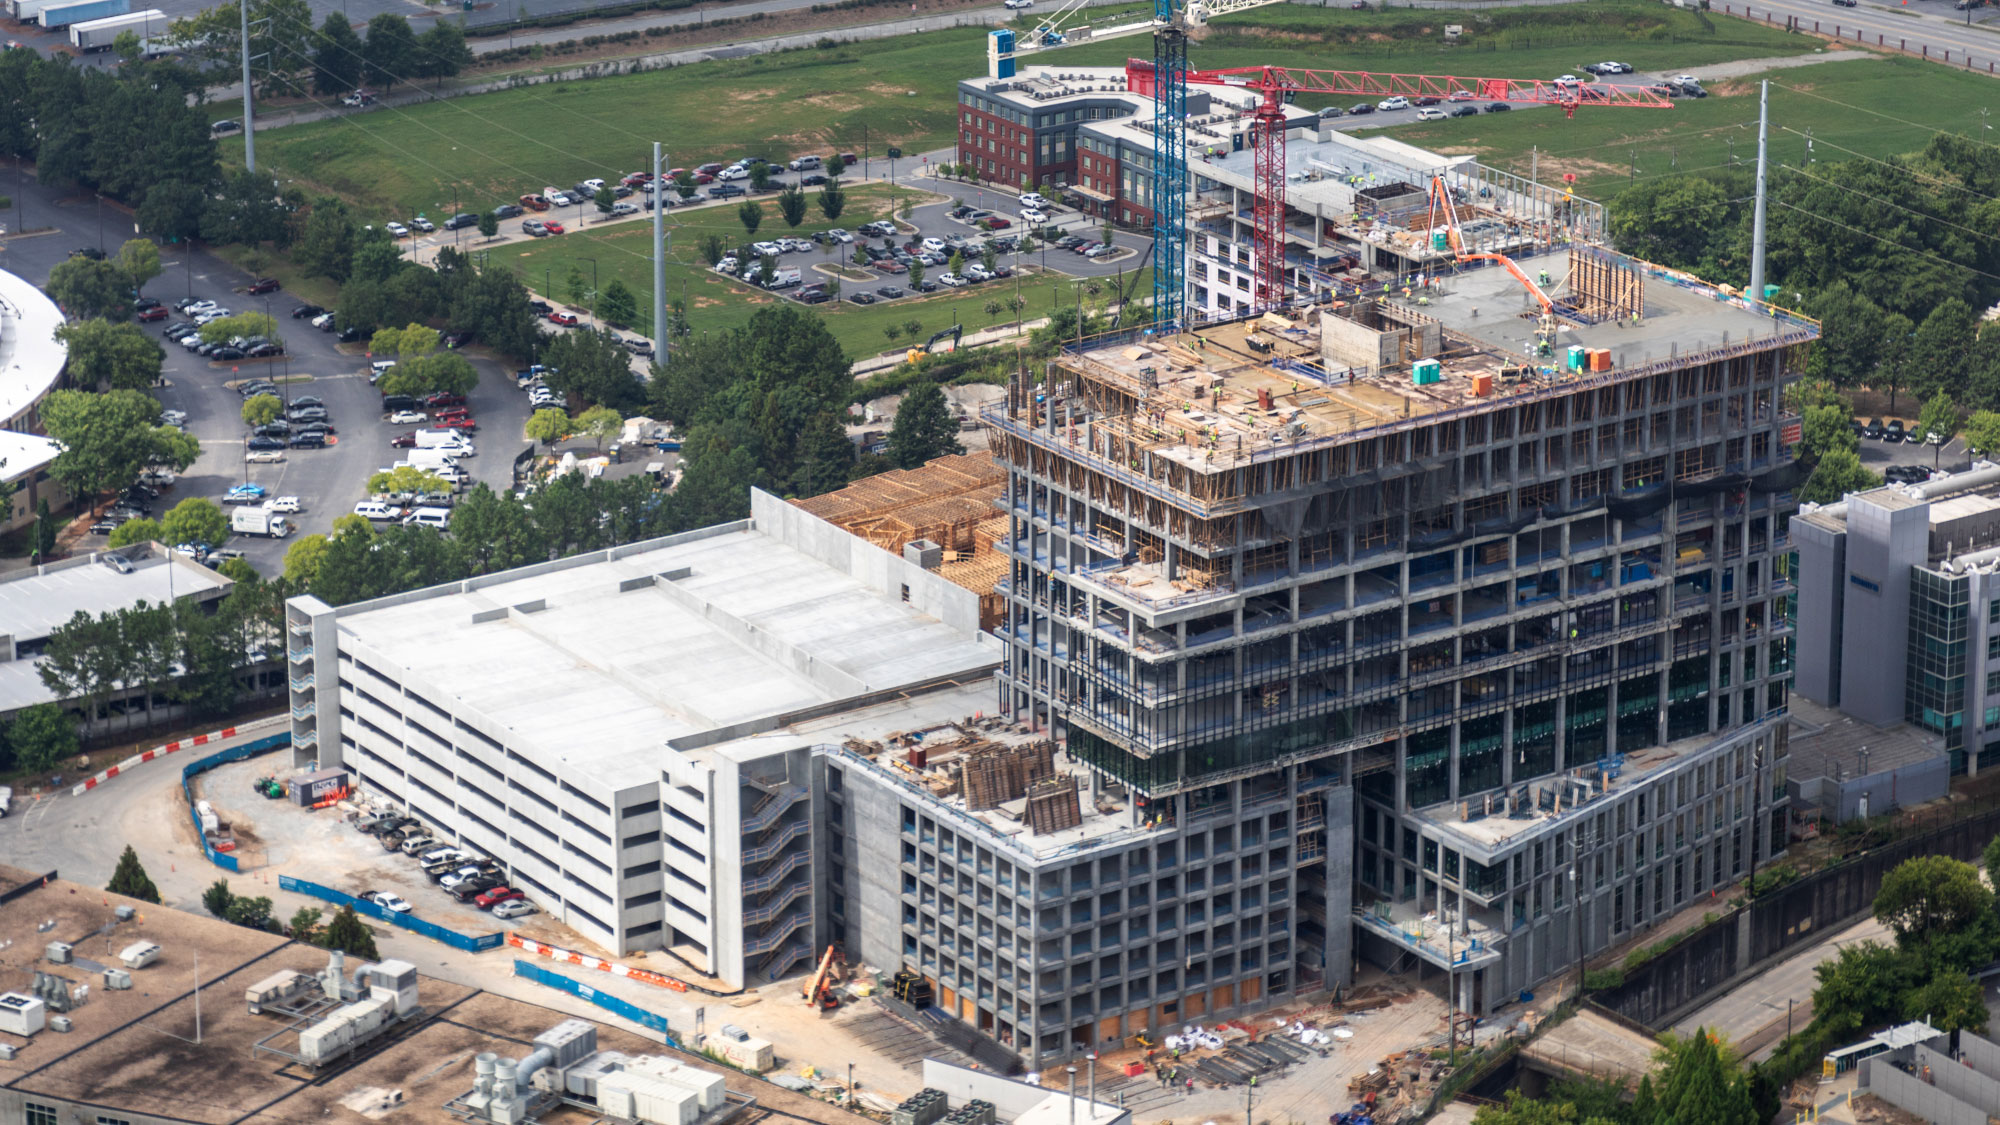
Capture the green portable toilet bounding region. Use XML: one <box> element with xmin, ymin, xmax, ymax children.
<box><xmin>1431</xmin><ymin>232</ymin><xmax>1449</xmax><ymax>251</ymax></box>
<box><xmin>1566</xmin><ymin>345</ymin><xmax>1586</xmax><ymax>372</ymax></box>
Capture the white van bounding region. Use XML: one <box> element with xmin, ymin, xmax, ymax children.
<box><xmin>353</xmin><ymin>500</ymin><xmax>397</xmax><ymax>520</ymax></box>
<box><xmin>403</xmin><ymin>507</ymin><xmax>451</xmax><ymax>529</ymax></box>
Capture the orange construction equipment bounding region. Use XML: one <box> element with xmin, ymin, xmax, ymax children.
<box><xmin>804</xmin><ymin>944</ymin><xmax>844</xmax><ymax>1010</ymax></box>
<box><xmin>1425</xmin><ymin>174</ymin><xmax>1556</xmax><ymax>315</ymax></box>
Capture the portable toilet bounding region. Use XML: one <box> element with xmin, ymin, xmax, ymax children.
<box><xmin>1411</xmin><ymin>358</ymin><xmax>1442</xmax><ymax>386</ymax></box>
<box><xmin>1565</xmin><ymin>345</ymin><xmax>1586</xmax><ymax>372</ymax></box>
<box><xmin>1430</xmin><ymin>231</ymin><xmax>1449</xmax><ymax>251</ymax></box>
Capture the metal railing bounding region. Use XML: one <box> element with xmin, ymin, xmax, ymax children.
<box><xmin>741</xmin><ymin>784</ymin><xmax>807</xmax><ymax>833</ymax></box>
<box><xmin>741</xmin><ymin>819</ymin><xmax>810</xmax><ymax>864</ymax></box>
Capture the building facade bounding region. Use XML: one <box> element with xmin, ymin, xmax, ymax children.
<box><xmin>1793</xmin><ymin>470</ymin><xmax>2000</xmax><ymax>775</ymax></box>
<box><xmin>985</xmin><ymin>244</ymin><xmax>1811</xmax><ymax>1014</ymax></box>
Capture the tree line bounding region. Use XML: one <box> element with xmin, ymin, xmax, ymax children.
<box><xmin>35</xmin><ymin>575</ymin><xmax>285</xmax><ymax>737</ymax></box>
<box><xmin>169</xmin><ymin>0</ymin><xmax>472</xmax><ymax>99</ymax></box>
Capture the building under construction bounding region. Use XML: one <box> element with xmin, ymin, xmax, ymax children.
<box><xmin>984</xmin><ymin>240</ymin><xmax>1813</xmax><ymax>1025</ymax></box>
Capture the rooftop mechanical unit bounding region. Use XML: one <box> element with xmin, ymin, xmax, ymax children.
<box><xmin>0</xmin><ymin>992</ymin><xmax>45</xmax><ymax>1037</ymax></box>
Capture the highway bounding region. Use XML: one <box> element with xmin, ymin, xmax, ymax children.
<box><xmin>1716</xmin><ymin>0</ymin><xmax>2000</xmax><ymax>73</ymax></box>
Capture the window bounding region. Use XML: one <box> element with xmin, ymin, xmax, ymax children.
<box><xmin>26</xmin><ymin>1105</ymin><xmax>59</xmax><ymax>1125</ymax></box>
<box><xmin>97</xmin><ymin>1117</ymin><xmax>133</xmax><ymax>1125</ymax></box>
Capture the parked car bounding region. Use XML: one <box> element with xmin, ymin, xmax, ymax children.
<box><xmin>492</xmin><ymin>899</ymin><xmax>539</xmax><ymax>919</ymax></box>
<box><xmin>246</xmin><ymin>436</ymin><xmax>285</xmax><ymax>451</ymax></box>
<box><xmin>137</xmin><ymin>305</ymin><xmax>169</xmax><ymax>321</ymax></box>
<box><xmin>475</xmin><ymin>886</ymin><xmax>523</xmax><ymax>909</ymax></box>
<box><xmin>366</xmin><ymin>891</ymin><xmax>413</xmax><ymax>914</ymax></box>
<box><xmin>1451</xmin><ymin>105</ymin><xmax>1480</xmax><ymax>117</ymax></box>
<box><xmin>542</xmin><ymin>221</ymin><xmax>566</xmax><ymax>235</ymax></box>
<box><xmin>247</xmin><ymin>277</ymin><xmax>281</xmax><ymax>294</ymax></box>
<box><xmin>547</xmin><ymin>311</ymin><xmax>579</xmax><ymax>327</ymax></box>
<box><xmin>385</xmin><ymin>222</ymin><xmax>411</xmax><ymax>238</ymax></box>
<box><xmin>443</xmin><ymin>212</ymin><xmax>479</xmax><ymax>229</ymax></box>
<box><xmin>1376</xmin><ymin>96</ymin><xmax>1410</xmax><ymax>111</ymax></box>
<box><xmin>493</xmin><ymin>203</ymin><xmax>524</xmax><ymax>219</ymax></box>
<box><xmin>1863</xmin><ymin>418</ymin><xmax>1886</xmax><ymax>440</ymax></box>
<box><xmin>291</xmin><ymin>303</ymin><xmax>325</xmax><ymax>319</ymax></box>
<box><xmin>410</xmin><ymin>216</ymin><xmax>436</xmax><ymax>233</ymax></box>
<box><xmin>389</xmin><ymin>410</ymin><xmax>428</xmax><ymax>424</ymax></box>
<box><xmin>1486</xmin><ymin>102</ymin><xmax>1512</xmax><ymax>112</ymax></box>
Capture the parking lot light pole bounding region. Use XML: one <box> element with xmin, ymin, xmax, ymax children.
<box><xmin>575</xmin><ymin>257</ymin><xmax>598</xmax><ymax>316</ymax></box>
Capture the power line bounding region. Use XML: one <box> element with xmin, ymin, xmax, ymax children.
<box><xmin>1778</xmin><ymin>162</ymin><xmax>1999</xmax><ymax>246</ymax></box>
<box><xmin>1771</xmin><ymin>201</ymin><xmax>2000</xmax><ymax>286</ymax></box>
<box><xmin>1774</xmin><ymin>126</ymin><xmax>2000</xmax><ymax>206</ymax></box>
<box><xmin>1770</xmin><ymin>80</ymin><xmax>2000</xmax><ymax>150</ymax></box>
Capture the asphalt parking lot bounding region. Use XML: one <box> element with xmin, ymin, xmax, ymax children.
<box><xmin>1853</xmin><ymin>418</ymin><xmax>1979</xmax><ymax>480</ymax></box>
<box><xmin>0</xmin><ymin>172</ymin><xmax>530</xmax><ymax>577</ymax></box>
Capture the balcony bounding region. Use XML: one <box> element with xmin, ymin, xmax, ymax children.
<box><xmin>291</xmin><ymin>701</ymin><xmax>317</xmax><ymax>721</ymax></box>
<box><xmin>288</xmin><ymin>645</ymin><xmax>314</xmax><ymax>664</ymax></box>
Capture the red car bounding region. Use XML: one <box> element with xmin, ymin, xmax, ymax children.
<box><xmin>875</xmin><ymin>259</ymin><xmax>906</xmax><ymax>273</ymax></box>
<box><xmin>519</xmin><ymin>194</ymin><xmax>550</xmax><ymax>211</ymax></box>
<box><xmin>434</xmin><ymin>406</ymin><xmax>470</xmax><ymax>420</ymax></box>
<box><xmin>542</xmin><ymin>221</ymin><xmax>565</xmax><ymax>235</ymax></box>
<box><xmin>247</xmin><ymin>277</ymin><xmax>282</xmax><ymax>294</ymax></box>
<box><xmin>436</xmin><ymin>416</ymin><xmax>478</xmax><ymax>431</ymax></box>
<box><xmin>137</xmin><ymin>305</ymin><xmax>169</xmax><ymax>321</ymax></box>
<box><xmin>475</xmin><ymin>886</ymin><xmax>522</xmax><ymax>909</ymax></box>
<box><xmin>983</xmin><ymin>217</ymin><xmax>1012</xmax><ymax>229</ymax></box>
<box><xmin>424</xmin><ymin>392</ymin><xmax>465</xmax><ymax>407</ymax></box>
<box><xmin>692</xmin><ymin>172</ymin><xmax>715</xmax><ymax>184</ymax></box>
<box><xmin>696</xmin><ymin>162</ymin><xmax>724</xmax><ymax>175</ymax></box>
<box><xmin>547</xmin><ymin>311</ymin><xmax>579</xmax><ymax>327</ymax></box>
<box><xmin>391</xmin><ymin>432</ymin><xmax>418</xmax><ymax>448</ymax></box>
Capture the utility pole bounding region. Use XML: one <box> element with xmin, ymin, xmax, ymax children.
<box><xmin>653</xmin><ymin>142</ymin><xmax>667</xmax><ymax>364</ymax></box>
<box><xmin>240</xmin><ymin>0</ymin><xmax>256</xmax><ymax>173</ymax></box>
<box><xmin>1749</xmin><ymin>79</ymin><xmax>1769</xmax><ymax>309</ymax></box>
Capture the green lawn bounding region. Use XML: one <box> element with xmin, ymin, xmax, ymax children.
<box><xmin>241</xmin><ymin>0</ymin><xmax>1815</xmax><ymax>223</ymax></box>
<box><xmin>505</xmin><ymin>185</ymin><xmax>1145</xmax><ymax>357</ymax></box>
<box><xmin>1358</xmin><ymin>54</ymin><xmax>1999</xmax><ymax>201</ymax></box>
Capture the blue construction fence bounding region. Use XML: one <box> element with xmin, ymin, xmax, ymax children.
<box><xmin>513</xmin><ymin>960</ymin><xmax>678</xmax><ymax>1045</ymax></box>
<box><xmin>182</xmin><ymin>733</ymin><xmax>291</xmax><ymax>872</ymax></box>
<box><xmin>279</xmin><ymin>874</ymin><xmax>507</xmax><ymax>953</ymax></box>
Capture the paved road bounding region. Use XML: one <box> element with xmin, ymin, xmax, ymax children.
<box><xmin>0</xmin><ymin>167</ymin><xmax>529</xmax><ymax>577</ymax></box>
<box><xmin>1717</xmin><ymin>0</ymin><xmax>2000</xmax><ymax>71</ymax></box>
<box><xmin>1673</xmin><ymin>913</ymin><xmax>1891</xmax><ymax>1059</ymax></box>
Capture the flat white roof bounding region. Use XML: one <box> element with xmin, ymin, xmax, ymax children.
<box><xmin>0</xmin><ymin>267</ymin><xmax>66</xmax><ymax>432</ymax></box>
<box><xmin>335</xmin><ymin>525</ymin><xmax>997</xmax><ymax>790</ymax></box>
<box><xmin>0</xmin><ymin>429</ymin><xmax>61</xmax><ymax>482</ymax></box>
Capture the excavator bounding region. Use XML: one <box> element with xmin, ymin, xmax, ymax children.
<box><xmin>1424</xmin><ymin>174</ymin><xmax>1566</xmax><ymax>359</ymax></box>
<box><xmin>803</xmin><ymin>943</ymin><xmax>844</xmax><ymax>1011</ymax></box>
<box><xmin>905</xmin><ymin>324</ymin><xmax>963</xmax><ymax>366</ymax></box>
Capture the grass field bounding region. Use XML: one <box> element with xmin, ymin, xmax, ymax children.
<box><xmin>241</xmin><ymin>0</ymin><xmax>1816</xmax><ymax>222</ymax></box>
<box><xmin>1359</xmin><ymin>54</ymin><xmax>2000</xmax><ymax>201</ymax></box>
<box><xmin>505</xmin><ymin>184</ymin><xmax>1146</xmax><ymax>356</ymax></box>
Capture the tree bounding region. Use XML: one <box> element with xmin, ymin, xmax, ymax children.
<box><xmin>907</xmin><ymin>256</ymin><xmax>926</xmax><ymax>292</ymax></box>
<box><xmin>1908</xmin><ymin>298</ymin><xmax>1978</xmax><ymax>403</ymax></box>
<box><xmin>107</xmin><ymin>517</ymin><xmax>164</xmax><ymax>550</ymax></box>
<box><xmin>320</xmin><ymin>903</ymin><xmax>379</xmax><ymax>959</ymax></box>
<box><xmin>1799</xmin><ymin>447</ymin><xmax>1880</xmax><ymax>505</ymax></box>
<box><xmin>138</xmin><ymin>181</ymin><xmax>207</xmax><ymax>245</ymax></box>
<box><xmin>598</xmin><ymin>279</ymin><xmax>638</xmax><ymax>328</ymax></box>
<box><xmin>526</xmin><ymin>407</ymin><xmax>571</xmax><ymax>447</ymax></box>
<box><xmin>748</xmin><ymin>161</ymin><xmax>772</xmax><ymax>193</ymax></box>
<box><xmin>1797</xmin><ymin>404</ymin><xmax>1857</xmax><ymax>467</ymax></box>
<box><xmin>477</xmin><ymin>210</ymin><xmax>499</xmax><ymax>240</ymax></box>
<box><xmin>106</xmin><ymin>845</ymin><xmax>161</xmax><ymax>903</ymax></box>
<box><xmin>41</xmin><ymin>389</ymin><xmax>202</xmax><ymax>501</ymax></box>
<box><xmin>200</xmin><ymin>168</ymin><xmax>295</xmax><ymax>248</ymax></box>
<box><xmin>1876</xmin><ymin>854</ymin><xmax>1994</xmax><ymax>948</ymax></box>
<box><xmin>218</xmin><ymin>556</ymin><xmax>259</xmax><ymax>584</ymax></box>
<box><xmin>1805</xmin><ymin>282</ymin><xmax>1890</xmax><ymax>389</ymax></box>
<box><xmin>818</xmin><ymin>179</ymin><xmax>846</xmax><ymax>221</ymax></box>
<box><xmin>1965</xmin><ymin>409</ymin><xmax>2000</xmax><ymax>457</ymax></box>
<box><xmin>884</xmin><ymin>323</ymin><xmax>903</xmax><ymax>344</ymax></box>
<box><xmin>887</xmin><ymin>380</ymin><xmax>963</xmax><ymax>469</ymax></box>
<box><xmin>201</xmin><ymin>877</ymin><xmax>235</xmax><ymax>919</ymax></box>
<box><xmin>295</xmin><ymin>197</ymin><xmax>360</xmax><ymax>282</ymax></box>
<box><xmin>412</xmin><ymin>20</ymin><xmax>473</xmax><ymax>86</ymax></box>
<box><xmin>738</xmin><ymin>200</ymin><xmax>763</xmax><ymax>235</ymax></box>
<box><xmin>699</xmin><ymin>232</ymin><xmax>727</xmax><ymax>267</ymax></box>
<box><xmin>284</xmin><ymin>533</ymin><xmax>331</xmax><ymax>587</ymax></box>
<box><xmin>117</xmin><ymin>238</ymin><xmax>162</xmax><ymax>298</ymax></box>
<box><xmin>758</xmin><ymin>255</ymin><xmax>777</xmax><ymax>288</ymax></box>
<box><xmin>161</xmin><ymin>497</ymin><xmax>229</xmax><ymax>548</ymax></box>
<box><xmin>226</xmin><ymin>894</ymin><xmax>275</xmax><ymax>930</ymax></box>
<box><xmin>198</xmin><ymin>312</ymin><xmax>281</xmax><ymax>348</ymax></box>
<box><xmin>1786</xmin><ymin>377</ymin><xmax>1850</xmax><ymax>415</ymax></box>
<box><xmin>242</xmin><ymin>392</ymin><xmax>282</xmax><ymax>428</ymax></box>
<box><xmin>1609</xmin><ymin>175</ymin><xmax>1732</xmax><ymax>271</ymax></box>
<box><xmin>1901</xmin><ymin>970</ymin><xmax>1988</xmax><ymax>1033</ymax></box>
<box><xmin>47</xmin><ymin>255</ymin><xmax>134</xmax><ymax>320</ymax></box>
<box><xmin>1653</xmin><ymin>1031</ymin><xmax>1757</xmax><ymax>1125</ymax></box>
<box><xmin>594</xmin><ymin>185</ymin><xmax>616</xmax><ymax>217</ymax></box>
<box><xmin>379</xmin><ymin>352</ymin><xmax>477</xmax><ymax>399</ymax></box>
<box><xmin>1470</xmin><ymin>1091</ymin><xmax>1588</xmax><ymax>1125</ymax></box>
<box><xmin>1917</xmin><ymin>391</ymin><xmax>1963</xmax><ymax>466</ymax></box>
<box><xmin>777</xmin><ymin>186</ymin><xmax>807</xmax><ymax>228</ymax></box>
<box><xmin>1985</xmin><ymin>831</ymin><xmax>2000</xmax><ymax>893</ymax></box>
<box><xmin>56</xmin><ymin>320</ymin><xmax>164</xmax><ymax>392</ymax></box>
<box><xmin>982</xmin><ymin>245</ymin><xmax>998</xmax><ymax>274</ymax></box>
<box><xmin>795</xmin><ymin>411</ymin><xmax>855</xmax><ymax>496</ymax></box>
<box><xmin>674</xmin><ymin>170</ymin><xmax>697</xmax><ymax>200</ymax></box>
<box><xmin>542</xmin><ymin>328</ymin><xmax>642</xmax><ymax>411</ymax></box>
<box><xmin>575</xmin><ymin>405</ymin><xmax>623</xmax><ymax>451</ymax></box>
<box><xmin>362</xmin><ymin>13</ymin><xmax>418</xmax><ymax>90</ymax></box>
<box><xmin>288</xmin><ymin>906</ymin><xmax>324</xmax><ymax>943</ymax></box>
<box><xmin>7</xmin><ymin>702</ymin><xmax>74</xmax><ymax>772</ymax></box>
<box><xmin>948</xmin><ymin>251</ymin><xmax>965</xmax><ymax>279</ymax></box>
<box><xmin>312</xmin><ymin>10</ymin><xmax>365</xmax><ymax>95</ymax></box>
<box><xmin>367</xmin><ymin>465</ymin><xmax>449</xmax><ymax>496</ymax></box>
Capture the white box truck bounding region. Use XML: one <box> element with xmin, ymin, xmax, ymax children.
<box><xmin>70</xmin><ymin>8</ymin><xmax>166</xmax><ymax>50</ymax></box>
<box><xmin>230</xmin><ymin>507</ymin><xmax>293</xmax><ymax>538</ymax></box>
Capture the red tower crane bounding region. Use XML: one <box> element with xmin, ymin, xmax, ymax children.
<box><xmin>1130</xmin><ymin>61</ymin><xmax>1674</xmax><ymax>309</ymax></box>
